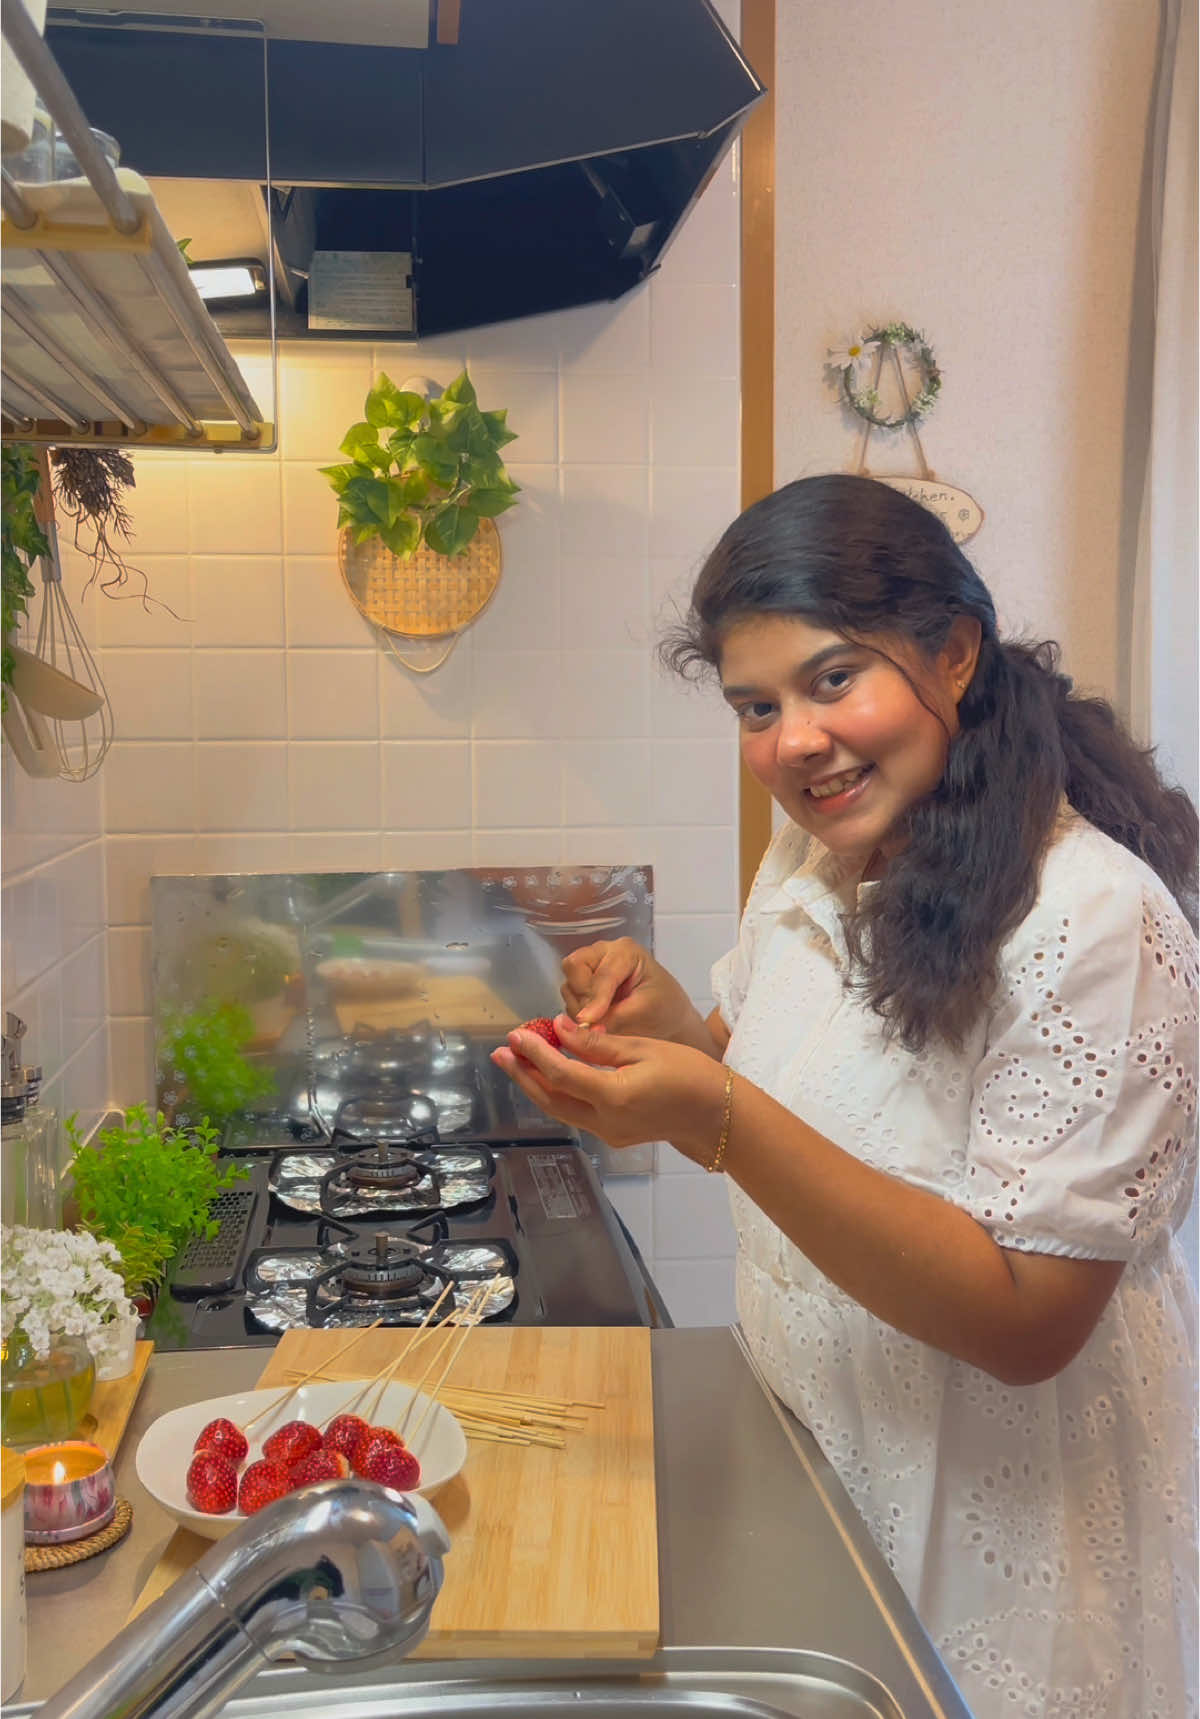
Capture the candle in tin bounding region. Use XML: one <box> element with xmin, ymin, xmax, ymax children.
<box><xmin>23</xmin><ymin>1442</ymin><xmax>115</xmax><ymax>1545</ymax></box>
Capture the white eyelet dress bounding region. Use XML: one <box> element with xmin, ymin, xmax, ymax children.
<box><xmin>711</xmin><ymin>810</ymin><xmax>1198</xmax><ymax>1719</ymax></box>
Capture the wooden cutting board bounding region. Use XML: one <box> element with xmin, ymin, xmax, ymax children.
<box><xmin>333</xmin><ymin>974</ymin><xmax>521</xmax><ymax>1036</ymax></box>
<box><xmin>80</xmin><ymin>1340</ymin><xmax>154</xmax><ymax>1459</ymax></box>
<box><xmin>130</xmin><ymin>1326</ymin><xmax>658</xmax><ymax>1658</ymax></box>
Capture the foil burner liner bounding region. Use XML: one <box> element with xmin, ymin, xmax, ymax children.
<box><xmin>269</xmin><ymin>1150</ymin><xmax>491</xmax><ymax>1217</ymax></box>
<box><xmin>246</xmin><ymin>1265</ymin><xmax>515</xmax><ymax>1333</ymax></box>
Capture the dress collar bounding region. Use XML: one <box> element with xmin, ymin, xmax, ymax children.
<box><xmin>759</xmin><ymin>828</ymin><xmax>874</xmax><ymax>960</ymax></box>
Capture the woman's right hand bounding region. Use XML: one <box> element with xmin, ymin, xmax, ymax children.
<box><xmin>561</xmin><ymin>938</ymin><xmax>701</xmax><ymax>1041</ymax></box>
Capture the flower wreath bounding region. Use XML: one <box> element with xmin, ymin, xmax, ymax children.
<box><xmin>832</xmin><ymin>322</ymin><xmax>942</xmax><ymax>430</ymax></box>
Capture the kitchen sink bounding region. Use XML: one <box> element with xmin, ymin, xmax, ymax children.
<box><xmin>193</xmin><ymin>1648</ymin><xmax>911</xmax><ymax>1719</ymax></box>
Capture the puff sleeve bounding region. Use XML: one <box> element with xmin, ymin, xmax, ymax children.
<box><xmin>964</xmin><ymin>837</ymin><xmax>1198</xmax><ymax>1262</ymax></box>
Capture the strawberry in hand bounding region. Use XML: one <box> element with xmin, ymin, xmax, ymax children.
<box><xmin>519</xmin><ymin>1016</ymin><xmax>562</xmax><ymax>1049</ymax></box>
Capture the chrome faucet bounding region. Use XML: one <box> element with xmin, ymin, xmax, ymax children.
<box><xmin>37</xmin><ymin>1480</ymin><xmax>450</xmax><ymax>1719</ymax></box>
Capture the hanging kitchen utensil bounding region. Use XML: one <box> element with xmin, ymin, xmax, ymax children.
<box><xmin>1</xmin><ymin>689</ymin><xmax>59</xmax><ymax>777</ymax></box>
<box><xmin>29</xmin><ymin>450</ymin><xmax>114</xmax><ymax>780</ymax></box>
<box><xmin>9</xmin><ymin>641</ymin><xmax>104</xmax><ymax>720</ymax></box>
<box><xmin>337</xmin><ymin>517</ymin><xmax>502</xmax><ymax>675</ymax></box>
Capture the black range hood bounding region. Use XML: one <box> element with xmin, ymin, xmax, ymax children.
<box><xmin>46</xmin><ymin>0</ymin><xmax>764</xmax><ymax>339</ymax></box>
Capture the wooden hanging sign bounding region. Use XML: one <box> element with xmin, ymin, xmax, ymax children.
<box><xmin>875</xmin><ymin>476</ymin><xmax>984</xmax><ymax>544</ymax></box>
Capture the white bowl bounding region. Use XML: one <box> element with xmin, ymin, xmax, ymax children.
<box><xmin>135</xmin><ymin>1379</ymin><xmax>468</xmax><ymax>1540</ymax></box>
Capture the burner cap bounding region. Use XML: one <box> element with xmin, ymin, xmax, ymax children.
<box><xmin>341</xmin><ymin>1231</ymin><xmax>428</xmax><ymax>1298</ymax></box>
<box><xmin>345</xmin><ymin>1145</ymin><xmax>424</xmax><ymax>1190</ymax></box>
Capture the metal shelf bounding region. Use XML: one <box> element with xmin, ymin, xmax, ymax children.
<box><xmin>0</xmin><ymin>0</ymin><xmax>273</xmax><ymax>450</ymax></box>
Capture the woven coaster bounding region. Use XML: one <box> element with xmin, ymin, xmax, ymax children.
<box><xmin>25</xmin><ymin>1497</ymin><xmax>132</xmax><ymax>1572</ymax></box>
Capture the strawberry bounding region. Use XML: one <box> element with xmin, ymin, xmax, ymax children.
<box><xmin>351</xmin><ymin>1426</ymin><xmax>402</xmax><ymax>1477</ymax></box>
<box><xmin>357</xmin><ymin>1439</ymin><xmax>421</xmax><ymax>1491</ymax></box>
<box><xmin>520</xmin><ymin>1016</ymin><xmax>561</xmax><ymax>1049</ymax></box>
<box><xmin>288</xmin><ymin>1449</ymin><xmax>349</xmax><ymax>1490</ymax></box>
<box><xmin>186</xmin><ymin>1451</ymin><xmax>239</xmax><ymax>1515</ymax></box>
<box><xmin>194</xmin><ymin>1417</ymin><xmax>249</xmax><ymax>1467</ymax></box>
<box><xmin>323</xmin><ymin>1414</ymin><xmax>371</xmax><ymax>1465</ymax></box>
<box><xmin>262</xmin><ymin>1419</ymin><xmax>323</xmax><ymax>1467</ymax></box>
<box><xmin>238</xmin><ymin>1458</ymin><xmax>292</xmax><ymax>1516</ymax></box>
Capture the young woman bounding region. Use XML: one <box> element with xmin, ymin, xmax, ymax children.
<box><xmin>492</xmin><ymin>474</ymin><xmax>1199</xmax><ymax>1719</ymax></box>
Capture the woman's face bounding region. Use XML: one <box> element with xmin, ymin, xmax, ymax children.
<box><xmin>718</xmin><ymin>614</ymin><xmax>969</xmax><ymax>867</ymax></box>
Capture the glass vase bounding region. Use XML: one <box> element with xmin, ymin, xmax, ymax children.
<box><xmin>0</xmin><ymin>1329</ymin><xmax>96</xmax><ymax>1449</ymax></box>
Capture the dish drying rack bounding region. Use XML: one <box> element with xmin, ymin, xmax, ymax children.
<box><xmin>0</xmin><ymin>0</ymin><xmax>272</xmax><ymax>451</ymax></box>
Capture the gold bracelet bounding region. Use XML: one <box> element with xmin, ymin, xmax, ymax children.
<box><xmin>707</xmin><ymin>1066</ymin><xmax>735</xmax><ymax>1173</ymax></box>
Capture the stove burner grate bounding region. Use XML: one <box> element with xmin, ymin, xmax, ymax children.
<box><xmin>268</xmin><ymin>1146</ymin><xmax>495</xmax><ymax>1219</ymax></box>
<box><xmin>243</xmin><ymin>1223</ymin><xmax>518</xmax><ymax>1333</ymax></box>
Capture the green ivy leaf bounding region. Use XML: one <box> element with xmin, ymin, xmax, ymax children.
<box><xmin>412</xmin><ymin>435</ymin><xmax>460</xmax><ymax>487</ymax></box>
<box><xmin>425</xmin><ymin>504</ymin><xmax>479</xmax><ymax>556</ymax></box>
<box><xmin>481</xmin><ymin>408</ymin><xmax>519</xmax><ymax>449</ymax></box>
<box><xmin>442</xmin><ymin>370</ymin><xmax>477</xmax><ymax>407</ymax></box>
<box><xmin>319</xmin><ymin>463</ymin><xmax>359</xmax><ymax>495</ymax></box>
<box><xmin>340</xmin><ymin>420</ymin><xmax>381</xmax><ymax>460</ymax></box>
<box><xmin>380</xmin><ymin>514</ymin><xmax>422</xmax><ymax>557</ymax></box>
<box><xmin>470</xmin><ymin>486</ymin><xmax>520</xmax><ymax>518</ymax></box>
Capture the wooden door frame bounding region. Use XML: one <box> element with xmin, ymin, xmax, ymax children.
<box><xmin>739</xmin><ymin>0</ymin><xmax>775</xmax><ymax>904</ymax></box>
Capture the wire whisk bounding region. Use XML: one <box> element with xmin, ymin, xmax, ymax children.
<box><xmin>32</xmin><ymin>449</ymin><xmax>114</xmax><ymax>781</ymax></box>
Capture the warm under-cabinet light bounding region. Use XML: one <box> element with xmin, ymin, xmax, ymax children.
<box><xmin>188</xmin><ymin>260</ymin><xmax>268</xmax><ymax>305</ymax></box>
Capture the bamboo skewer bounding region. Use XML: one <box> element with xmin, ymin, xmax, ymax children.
<box><xmin>241</xmin><ymin>1319</ymin><xmax>384</xmax><ymax>1434</ymax></box>
<box><xmin>400</xmin><ymin>1280</ymin><xmax>495</xmax><ymax>1446</ymax></box>
<box><xmin>317</xmin><ymin>1283</ymin><xmax>456</xmax><ymax>1430</ymax></box>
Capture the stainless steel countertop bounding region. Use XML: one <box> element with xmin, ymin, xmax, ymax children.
<box><xmin>8</xmin><ymin>1328</ymin><xmax>970</xmax><ymax>1717</ymax></box>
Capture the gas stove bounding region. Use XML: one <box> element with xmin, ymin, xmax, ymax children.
<box><xmin>148</xmin><ymin>1128</ymin><xmax>667</xmax><ymax>1351</ymax></box>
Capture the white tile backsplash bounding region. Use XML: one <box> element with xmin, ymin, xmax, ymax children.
<box><xmin>289</xmin><ymin>743</ymin><xmax>381</xmax><ymax>830</ymax></box>
<box><xmin>190</xmin><ymin>557</ymin><xmax>286</xmax><ymax>647</ymax></box>
<box><xmin>189</xmin><ymin>458</ymin><xmax>283</xmax><ymax>555</ymax></box>
<box><xmin>563</xmin><ymin>740</ymin><xmax>652</xmax><ymax>827</ymax></box>
<box><xmin>194</xmin><ymin>650</ymin><xmax>287</xmax><ymax>739</ymax></box>
<box><xmin>561</xmin><ymin>466</ymin><xmax>650</xmax><ymax>560</ymax></box>
<box><xmin>381</xmin><ymin>743</ymin><xmax>473</xmax><ymax>830</ymax></box>
<box><xmin>561</xmin><ymin>372</ymin><xmax>651</xmax><ymax>465</ymax></box>
<box><xmin>557</xmin><ymin>651</ymin><xmax>650</xmax><ymax>741</ymax></box>
<box><xmin>193</xmin><ymin>743</ymin><xmax>288</xmax><ymax>832</ymax></box>
<box><xmin>285</xmin><ymin>556</ymin><xmax>377</xmax><ymax>649</ymax></box>
<box><xmin>473</xmin><ymin>740</ymin><xmax>563</xmax><ymax>828</ymax></box>
<box><xmin>104</xmin><ymin>742</ymin><xmax>196</xmax><ymax>832</ymax></box>
<box><xmin>3</xmin><ymin>166</ymin><xmax>742</xmax><ymax>1323</ymax></box>
<box><xmin>287</xmin><ymin>650</ymin><xmax>380</xmax><ymax>740</ymax></box>
<box><xmin>100</xmin><ymin>649</ymin><xmax>194</xmax><ymax>741</ymax></box>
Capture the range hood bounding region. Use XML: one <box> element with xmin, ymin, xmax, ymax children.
<box><xmin>44</xmin><ymin>0</ymin><xmax>764</xmax><ymax>340</ymax></box>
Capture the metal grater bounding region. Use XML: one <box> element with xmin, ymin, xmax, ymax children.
<box><xmin>172</xmin><ymin>1186</ymin><xmax>261</xmax><ymax>1298</ymax></box>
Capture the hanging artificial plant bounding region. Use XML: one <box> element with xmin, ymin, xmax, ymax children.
<box><xmin>320</xmin><ymin>370</ymin><xmax>520</xmax><ymax>559</ymax></box>
<box><xmin>1</xmin><ymin>443</ymin><xmax>48</xmax><ymax>713</ymax></box>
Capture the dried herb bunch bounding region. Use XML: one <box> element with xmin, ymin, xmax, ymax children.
<box><xmin>50</xmin><ymin>447</ymin><xmax>170</xmax><ymax>611</ymax></box>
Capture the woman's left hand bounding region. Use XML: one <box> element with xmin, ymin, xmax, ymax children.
<box><xmin>491</xmin><ymin>1015</ymin><xmax>726</xmax><ymax>1159</ymax></box>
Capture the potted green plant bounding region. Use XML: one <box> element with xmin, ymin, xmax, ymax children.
<box><xmin>65</xmin><ymin>1105</ymin><xmax>248</xmax><ymax>1311</ymax></box>
<box><xmin>319</xmin><ymin>369</ymin><xmax>520</xmax><ymax>558</ymax></box>
<box><xmin>1</xmin><ymin>444</ymin><xmax>46</xmax><ymax>712</ymax></box>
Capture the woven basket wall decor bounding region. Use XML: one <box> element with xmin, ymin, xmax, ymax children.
<box><xmin>338</xmin><ymin>517</ymin><xmax>502</xmax><ymax>673</ymax></box>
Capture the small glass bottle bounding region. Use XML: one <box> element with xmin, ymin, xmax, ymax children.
<box><xmin>1</xmin><ymin>1078</ymin><xmax>31</xmax><ymax>1231</ymax></box>
<box><xmin>21</xmin><ymin>1067</ymin><xmax>60</xmax><ymax>1231</ymax></box>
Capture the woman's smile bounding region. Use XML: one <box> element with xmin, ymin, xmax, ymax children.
<box><xmin>805</xmin><ymin>763</ymin><xmax>875</xmax><ymax>806</ymax></box>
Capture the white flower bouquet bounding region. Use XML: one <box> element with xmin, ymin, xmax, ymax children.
<box><xmin>2</xmin><ymin>1225</ymin><xmax>137</xmax><ymax>1370</ymax></box>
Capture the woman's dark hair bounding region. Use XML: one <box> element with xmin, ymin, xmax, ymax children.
<box><xmin>661</xmin><ymin>473</ymin><xmax>1198</xmax><ymax>1051</ymax></box>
